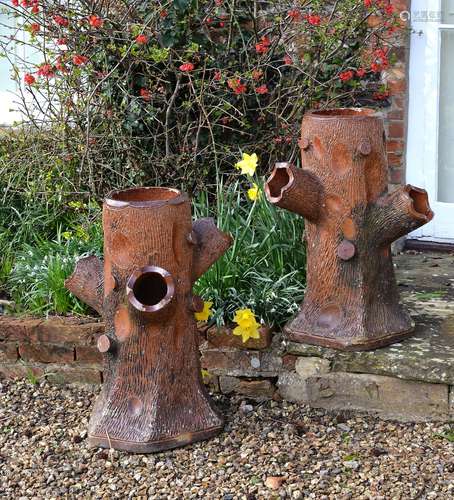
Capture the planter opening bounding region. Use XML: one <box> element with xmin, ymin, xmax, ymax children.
<box><xmin>109</xmin><ymin>187</ymin><xmax>180</xmax><ymax>203</ymax></box>
<box><xmin>132</xmin><ymin>272</ymin><xmax>168</xmax><ymax>306</ymax></box>
<box><xmin>407</xmin><ymin>186</ymin><xmax>434</xmax><ymax>221</ymax></box>
<box><xmin>266</xmin><ymin>166</ymin><xmax>292</xmax><ymax>200</ymax></box>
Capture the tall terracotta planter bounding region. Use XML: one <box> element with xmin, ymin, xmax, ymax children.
<box><xmin>265</xmin><ymin>108</ymin><xmax>433</xmax><ymax>351</ymax></box>
<box><xmin>66</xmin><ymin>187</ymin><xmax>232</xmax><ymax>452</ymax></box>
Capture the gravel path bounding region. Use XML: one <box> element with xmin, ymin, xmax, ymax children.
<box><xmin>1</xmin><ymin>380</ymin><xmax>454</xmax><ymax>499</ymax></box>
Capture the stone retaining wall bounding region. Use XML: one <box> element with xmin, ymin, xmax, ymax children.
<box><xmin>1</xmin><ymin>311</ymin><xmax>454</xmax><ymax>423</ymax></box>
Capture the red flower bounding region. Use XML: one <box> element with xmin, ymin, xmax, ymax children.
<box><xmin>31</xmin><ymin>2</ymin><xmax>38</xmax><ymax>13</ymax></box>
<box><xmin>364</xmin><ymin>0</ymin><xmax>373</xmax><ymax>7</ymax></box>
<box><xmin>135</xmin><ymin>34</ymin><xmax>149</xmax><ymax>45</ymax></box>
<box><xmin>339</xmin><ymin>70</ymin><xmax>354</xmax><ymax>82</ymax></box>
<box><xmin>179</xmin><ymin>62</ymin><xmax>195</xmax><ymax>72</ymax></box>
<box><xmin>219</xmin><ymin>22</ymin><xmax>225</xmax><ymax>28</ymax></box>
<box><xmin>88</xmin><ymin>15</ymin><xmax>104</xmax><ymax>28</ymax></box>
<box><xmin>57</xmin><ymin>38</ymin><xmax>67</xmax><ymax>46</ymax></box>
<box><xmin>215</xmin><ymin>0</ymin><xmax>223</xmax><ymax>5</ymax></box>
<box><xmin>214</xmin><ymin>70</ymin><xmax>222</xmax><ymax>81</ymax></box>
<box><xmin>288</xmin><ymin>9</ymin><xmax>302</xmax><ymax>22</ymax></box>
<box><xmin>53</xmin><ymin>15</ymin><xmax>69</xmax><ymax>28</ymax></box>
<box><xmin>29</xmin><ymin>23</ymin><xmax>40</xmax><ymax>34</ymax></box>
<box><xmin>255</xmin><ymin>84</ymin><xmax>268</xmax><ymax>94</ymax></box>
<box><xmin>227</xmin><ymin>78</ymin><xmax>247</xmax><ymax>95</ymax></box>
<box><xmin>370</xmin><ymin>62</ymin><xmax>382</xmax><ymax>72</ymax></box>
<box><xmin>55</xmin><ymin>57</ymin><xmax>67</xmax><ymax>73</ymax></box>
<box><xmin>37</xmin><ymin>63</ymin><xmax>54</xmax><ymax>78</ymax></box>
<box><xmin>283</xmin><ymin>54</ymin><xmax>293</xmax><ymax>65</ymax></box>
<box><xmin>160</xmin><ymin>10</ymin><xmax>168</xmax><ymax>18</ymax></box>
<box><xmin>21</xmin><ymin>0</ymin><xmax>30</xmax><ymax>6</ymax></box>
<box><xmin>73</xmin><ymin>54</ymin><xmax>88</xmax><ymax>66</ymax></box>
<box><xmin>252</xmin><ymin>69</ymin><xmax>263</xmax><ymax>81</ymax></box>
<box><xmin>24</xmin><ymin>73</ymin><xmax>35</xmax><ymax>85</ymax></box>
<box><xmin>140</xmin><ymin>88</ymin><xmax>152</xmax><ymax>101</ymax></box>
<box><xmin>255</xmin><ymin>35</ymin><xmax>271</xmax><ymax>54</ymax></box>
<box><xmin>373</xmin><ymin>90</ymin><xmax>390</xmax><ymax>100</ymax></box>
<box><xmin>356</xmin><ymin>67</ymin><xmax>366</xmax><ymax>77</ymax></box>
<box><xmin>384</xmin><ymin>4</ymin><xmax>394</xmax><ymax>15</ymax></box>
<box><xmin>12</xmin><ymin>0</ymin><xmax>19</xmax><ymax>6</ymax></box>
<box><xmin>306</xmin><ymin>14</ymin><xmax>321</xmax><ymax>26</ymax></box>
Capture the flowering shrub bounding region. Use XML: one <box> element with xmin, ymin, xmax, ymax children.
<box><xmin>1</xmin><ymin>0</ymin><xmax>400</xmax><ymax>196</ymax></box>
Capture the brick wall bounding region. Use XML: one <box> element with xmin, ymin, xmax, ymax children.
<box><xmin>382</xmin><ymin>0</ymin><xmax>411</xmax><ymax>188</ymax></box>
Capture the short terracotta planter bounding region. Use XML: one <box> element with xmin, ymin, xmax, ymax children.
<box><xmin>66</xmin><ymin>187</ymin><xmax>232</xmax><ymax>453</ymax></box>
<box><xmin>265</xmin><ymin>108</ymin><xmax>434</xmax><ymax>351</ymax></box>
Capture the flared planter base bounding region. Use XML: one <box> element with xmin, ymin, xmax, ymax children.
<box><xmin>88</xmin><ymin>425</ymin><xmax>224</xmax><ymax>453</ymax></box>
<box><xmin>285</xmin><ymin>323</ymin><xmax>415</xmax><ymax>351</ymax></box>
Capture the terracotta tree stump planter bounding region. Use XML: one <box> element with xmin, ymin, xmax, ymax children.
<box><xmin>65</xmin><ymin>187</ymin><xmax>232</xmax><ymax>452</ymax></box>
<box><xmin>265</xmin><ymin>108</ymin><xmax>434</xmax><ymax>351</ymax></box>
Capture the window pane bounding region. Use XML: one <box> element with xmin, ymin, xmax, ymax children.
<box><xmin>438</xmin><ymin>29</ymin><xmax>454</xmax><ymax>203</ymax></box>
<box><xmin>442</xmin><ymin>0</ymin><xmax>454</xmax><ymax>24</ymax></box>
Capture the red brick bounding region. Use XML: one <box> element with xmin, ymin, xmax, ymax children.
<box><xmin>0</xmin><ymin>317</ymin><xmax>41</xmax><ymax>341</ymax></box>
<box><xmin>389</xmin><ymin>79</ymin><xmax>407</xmax><ymax>94</ymax></box>
<box><xmin>201</xmin><ymin>348</ymin><xmax>281</xmax><ymax>377</ymax></box>
<box><xmin>207</xmin><ymin>326</ymin><xmax>272</xmax><ymax>350</ymax></box>
<box><xmin>389</xmin><ymin>167</ymin><xmax>403</xmax><ymax>184</ymax></box>
<box><xmin>388</xmin><ymin>121</ymin><xmax>405</xmax><ymax>139</ymax></box>
<box><xmin>0</xmin><ymin>363</ymin><xmax>44</xmax><ymax>381</ymax></box>
<box><xmin>19</xmin><ymin>343</ymin><xmax>74</xmax><ymax>364</ymax></box>
<box><xmin>33</xmin><ymin>318</ymin><xmax>103</xmax><ymax>345</ymax></box>
<box><xmin>386</xmin><ymin>140</ymin><xmax>404</xmax><ymax>153</ymax></box>
<box><xmin>0</xmin><ymin>342</ymin><xmax>19</xmax><ymax>361</ymax></box>
<box><xmin>387</xmin><ymin>152</ymin><xmax>403</xmax><ymax>167</ymax></box>
<box><xmin>386</xmin><ymin>109</ymin><xmax>404</xmax><ymax>121</ymax></box>
<box><xmin>75</xmin><ymin>345</ymin><xmax>103</xmax><ymax>364</ymax></box>
<box><xmin>44</xmin><ymin>366</ymin><xmax>102</xmax><ymax>385</ymax></box>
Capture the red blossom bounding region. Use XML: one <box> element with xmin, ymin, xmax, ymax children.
<box><xmin>53</xmin><ymin>15</ymin><xmax>69</xmax><ymax>28</ymax></box>
<box><xmin>57</xmin><ymin>38</ymin><xmax>67</xmax><ymax>46</ymax></box>
<box><xmin>283</xmin><ymin>54</ymin><xmax>293</xmax><ymax>65</ymax></box>
<box><xmin>339</xmin><ymin>70</ymin><xmax>354</xmax><ymax>82</ymax></box>
<box><xmin>219</xmin><ymin>21</ymin><xmax>225</xmax><ymax>27</ymax></box>
<box><xmin>255</xmin><ymin>35</ymin><xmax>271</xmax><ymax>54</ymax></box>
<box><xmin>24</xmin><ymin>73</ymin><xmax>35</xmax><ymax>85</ymax></box>
<box><xmin>21</xmin><ymin>0</ymin><xmax>30</xmax><ymax>6</ymax></box>
<box><xmin>12</xmin><ymin>0</ymin><xmax>19</xmax><ymax>6</ymax></box>
<box><xmin>215</xmin><ymin>0</ymin><xmax>223</xmax><ymax>5</ymax></box>
<box><xmin>88</xmin><ymin>15</ymin><xmax>104</xmax><ymax>28</ymax></box>
<box><xmin>29</xmin><ymin>23</ymin><xmax>40</xmax><ymax>34</ymax></box>
<box><xmin>73</xmin><ymin>54</ymin><xmax>88</xmax><ymax>66</ymax></box>
<box><xmin>364</xmin><ymin>0</ymin><xmax>373</xmax><ymax>7</ymax></box>
<box><xmin>252</xmin><ymin>69</ymin><xmax>263</xmax><ymax>81</ymax></box>
<box><xmin>37</xmin><ymin>63</ymin><xmax>54</xmax><ymax>78</ymax></box>
<box><xmin>356</xmin><ymin>67</ymin><xmax>366</xmax><ymax>77</ymax></box>
<box><xmin>179</xmin><ymin>62</ymin><xmax>195</xmax><ymax>72</ymax></box>
<box><xmin>255</xmin><ymin>84</ymin><xmax>268</xmax><ymax>94</ymax></box>
<box><xmin>370</xmin><ymin>62</ymin><xmax>381</xmax><ymax>72</ymax></box>
<box><xmin>373</xmin><ymin>90</ymin><xmax>390</xmax><ymax>100</ymax></box>
<box><xmin>160</xmin><ymin>10</ymin><xmax>168</xmax><ymax>18</ymax></box>
<box><xmin>140</xmin><ymin>88</ymin><xmax>152</xmax><ymax>101</ymax></box>
<box><xmin>384</xmin><ymin>4</ymin><xmax>394</xmax><ymax>15</ymax></box>
<box><xmin>135</xmin><ymin>34</ymin><xmax>149</xmax><ymax>45</ymax></box>
<box><xmin>214</xmin><ymin>70</ymin><xmax>222</xmax><ymax>81</ymax></box>
<box><xmin>227</xmin><ymin>78</ymin><xmax>247</xmax><ymax>95</ymax></box>
<box><xmin>306</xmin><ymin>14</ymin><xmax>321</xmax><ymax>26</ymax></box>
<box><xmin>55</xmin><ymin>57</ymin><xmax>67</xmax><ymax>73</ymax></box>
<box><xmin>31</xmin><ymin>2</ymin><xmax>38</xmax><ymax>14</ymax></box>
<box><xmin>288</xmin><ymin>9</ymin><xmax>302</xmax><ymax>22</ymax></box>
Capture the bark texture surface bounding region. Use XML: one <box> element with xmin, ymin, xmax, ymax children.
<box><xmin>265</xmin><ymin>108</ymin><xmax>434</xmax><ymax>350</ymax></box>
<box><xmin>65</xmin><ymin>187</ymin><xmax>231</xmax><ymax>452</ymax></box>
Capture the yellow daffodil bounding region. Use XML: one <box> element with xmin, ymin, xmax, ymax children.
<box><xmin>247</xmin><ymin>183</ymin><xmax>260</xmax><ymax>201</ymax></box>
<box><xmin>233</xmin><ymin>308</ymin><xmax>261</xmax><ymax>343</ymax></box>
<box><xmin>195</xmin><ymin>301</ymin><xmax>213</xmax><ymax>322</ymax></box>
<box><xmin>235</xmin><ymin>152</ymin><xmax>258</xmax><ymax>176</ymax></box>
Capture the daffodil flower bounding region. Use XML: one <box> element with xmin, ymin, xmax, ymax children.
<box><xmin>232</xmin><ymin>308</ymin><xmax>261</xmax><ymax>343</ymax></box>
<box><xmin>195</xmin><ymin>301</ymin><xmax>213</xmax><ymax>322</ymax></box>
<box><xmin>235</xmin><ymin>152</ymin><xmax>258</xmax><ymax>176</ymax></box>
<box><xmin>247</xmin><ymin>183</ymin><xmax>260</xmax><ymax>201</ymax></box>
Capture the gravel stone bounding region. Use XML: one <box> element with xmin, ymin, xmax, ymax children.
<box><xmin>1</xmin><ymin>379</ymin><xmax>454</xmax><ymax>498</ymax></box>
